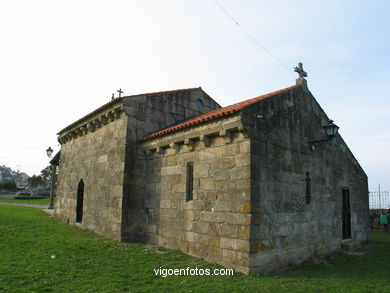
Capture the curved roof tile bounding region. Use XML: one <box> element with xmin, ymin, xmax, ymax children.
<box><xmin>139</xmin><ymin>84</ymin><xmax>302</xmax><ymax>142</ymax></box>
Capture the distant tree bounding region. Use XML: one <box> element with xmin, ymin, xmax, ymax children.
<box><xmin>41</xmin><ymin>165</ymin><xmax>58</xmax><ymax>184</ymax></box>
<box><xmin>27</xmin><ymin>175</ymin><xmax>44</xmax><ymax>188</ymax></box>
<box><xmin>27</xmin><ymin>166</ymin><xmax>57</xmax><ymax>189</ymax></box>
<box><xmin>0</xmin><ymin>180</ymin><xmax>17</xmax><ymax>190</ymax></box>
<box><xmin>40</xmin><ymin>166</ymin><xmax>52</xmax><ymax>185</ymax></box>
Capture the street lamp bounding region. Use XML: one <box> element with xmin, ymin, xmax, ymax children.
<box><xmin>46</xmin><ymin>147</ymin><xmax>55</xmax><ymax>209</ymax></box>
<box><xmin>322</xmin><ymin>120</ymin><xmax>340</xmax><ymax>138</ymax></box>
<box><xmin>46</xmin><ymin>147</ymin><xmax>53</xmax><ymax>158</ymax></box>
<box><xmin>309</xmin><ymin>120</ymin><xmax>340</xmax><ymax>151</ymax></box>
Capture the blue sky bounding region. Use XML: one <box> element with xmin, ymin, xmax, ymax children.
<box><xmin>0</xmin><ymin>0</ymin><xmax>389</xmax><ymax>191</ymax></box>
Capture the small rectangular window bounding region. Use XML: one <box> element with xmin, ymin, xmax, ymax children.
<box><xmin>186</xmin><ymin>162</ymin><xmax>194</xmax><ymax>202</ymax></box>
<box><xmin>305</xmin><ymin>171</ymin><xmax>311</xmax><ymax>204</ymax></box>
<box><xmin>342</xmin><ymin>189</ymin><xmax>351</xmax><ymax>239</ymax></box>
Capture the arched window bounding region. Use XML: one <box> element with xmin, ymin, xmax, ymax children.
<box><xmin>76</xmin><ymin>179</ymin><xmax>84</xmax><ymax>223</ymax></box>
<box><xmin>195</xmin><ymin>99</ymin><xmax>204</xmax><ymax>110</ymax></box>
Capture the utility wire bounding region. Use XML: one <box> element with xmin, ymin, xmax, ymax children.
<box><xmin>213</xmin><ymin>0</ymin><xmax>292</xmax><ymax>75</ymax></box>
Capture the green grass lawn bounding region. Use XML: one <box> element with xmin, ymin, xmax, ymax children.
<box><xmin>0</xmin><ymin>197</ymin><xmax>50</xmax><ymax>205</ymax></box>
<box><xmin>1</xmin><ymin>206</ymin><xmax>389</xmax><ymax>293</ymax></box>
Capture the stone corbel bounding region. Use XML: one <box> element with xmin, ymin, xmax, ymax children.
<box><xmin>237</xmin><ymin>131</ymin><xmax>250</xmax><ymax>140</ymax></box>
<box><xmin>219</xmin><ymin>129</ymin><xmax>232</xmax><ymax>144</ymax></box>
<box><xmin>87</xmin><ymin>122</ymin><xmax>95</xmax><ymax>132</ymax></box>
<box><xmin>143</xmin><ymin>148</ymin><xmax>152</xmax><ymax>156</ymax></box>
<box><xmin>69</xmin><ymin>131</ymin><xmax>76</xmax><ymax>139</ymax></box>
<box><xmin>80</xmin><ymin>125</ymin><xmax>88</xmax><ymax>135</ymax></box>
<box><xmin>169</xmin><ymin>143</ymin><xmax>180</xmax><ymax>153</ymax></box>
<box><xmin>199</xmin><ymin>134</ymin><xmax>210</xmax><ymax>147</ymax></box>
<box><xmin>237</xmin><ymin>121</ymin><xmax>244</xmax><ymax>132</ymax></box>
<box><xmin>237</xmin><ymin>121</ymin><xmax>250</xmax><ymax>139</ymax></box>
<box><xmin>113</xmin><ymin>108</ymin><xmax>122</xmax><ymax>120</ymax></box>
<box><xmin>100</xmin><ymin>115</ymin><xmax>108</xmax><ymax>126</ymax></box>
<box><xmin>57</xmin><ymin>136</ymin><xmax>63</xmax><ymax>145</ymax></box>
<box><xmin>156</xmin><ymin>146</ymin><xmax>164</xmax><ymax>155</ymax></box>
<box><xmin>74</xmin><ymin>129</ymin><xmax>82</xmax><ymax>137</ymax></box>
<box><xmin>107</xmin><ymin>112</ymin><xmax>115</xmax><ymax>122</ymax></box>
<box><xmin>93</xmin><ymin>119</ymin><xmax>101</xmax><ymax>129</ymax></box>
<box><xmin>184</xmin><ymin>138</ymin><xmax>195</xmax><ymax>151</ymax></box>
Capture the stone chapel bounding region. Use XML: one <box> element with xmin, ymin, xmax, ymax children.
<box><xmin>53</xmin><ymin>73</ymin><xmax>369</xmax><ymax>274</ymax></box>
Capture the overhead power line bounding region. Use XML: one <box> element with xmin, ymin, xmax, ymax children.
<box><xmin>213</xmin><ymin>0</ymin><xmax>292</xmax><ymax>74</ymax></box>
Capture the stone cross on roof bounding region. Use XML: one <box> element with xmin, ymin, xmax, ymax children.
<box><xmin>117</xmin><ymin>88</ymin><xmax>124</xmax><ymax>98</ymax></box>
<box><xmin>294</xmin><ymin>62</ymin><xmax>307</xmax><ymax>79</ymax></box>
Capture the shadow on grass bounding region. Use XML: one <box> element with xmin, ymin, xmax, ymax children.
<box><xmin>1</xmin><ymin>205</ymin><xmax>390</xmax><ymax>293</ymax></box>
<box><xmin>263</xmin><ymin>231</ymin><xmax>390</xmax><ymax>286</ymax></box>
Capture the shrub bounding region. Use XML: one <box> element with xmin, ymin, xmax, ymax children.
<box><xmin>0</xmin><ymin>180</ymin><xmax>17</xmax><ymax>191</ymax></box>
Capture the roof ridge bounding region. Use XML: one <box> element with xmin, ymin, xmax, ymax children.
<box><xmin>58</xmin><ymin>87</ymin><xmax>209</xmax><ymax>135</ymax></box>
<box><xmin>139</xmin><ymin>84</ymin><xmax>302</xmax><ymax>141</ymax></box>
<box><xmin>122</xmin><ymin>87</ymin><xmax>202</xmax><ymax>99</ymax></box>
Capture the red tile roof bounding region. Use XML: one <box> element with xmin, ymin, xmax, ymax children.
<box><xmin>58</xmin><ymin>87</ymin><xmax>216</xmax><ymax>135</ymax></box>
<box><xmin>139</xmin><ymin>84</ymin><xmax>302</xmax><ymax>142</ymax></box>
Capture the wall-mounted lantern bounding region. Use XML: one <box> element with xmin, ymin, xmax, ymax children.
<box><xmin>309</xmin><ymin>119</ymin><xmax>340</xmax><ymax>151</ymax></box>
<box><xmin>46</xmin><ymin>147</ymin><xmax>54</xmax><ymax>158</ymax></box>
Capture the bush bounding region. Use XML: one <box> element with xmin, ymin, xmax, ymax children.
<box><xmin>27</xmin><ymin>175</ymin><xmax>43</xmax><ymax>188</ymax></box>
<box><xmin>15</xmin><ymin>192</ymin><xmax>32</xmax><ymax>196</ymax></box>
<box><xmin>0</xmin><ymin>180</ymin><xmax>17</xmax><ymax>191</ymax></box>
<box><xmin>37</xmin><ymin>192</ymin><xmax>50</xmax><ymax>197</ymax></box>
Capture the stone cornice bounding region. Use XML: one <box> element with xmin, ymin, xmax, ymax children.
<box><xmin>57</xmin><ymin>103</ymin><xmax>124</xmax><ymax>145</ymax></box>
<box><xmin>57</xmin><ymin>97</ymin><xmax>125</xmax><ymax>135</ymax></box>
<box><xmin>140</xmin><ymin>114</ymin><xmax>250</xmax><ymax>155</ymax></box>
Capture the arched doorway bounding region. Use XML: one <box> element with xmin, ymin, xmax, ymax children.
<box><xmin>76</xmin><ymin>179</ymin><xmax>84</xmax><ymax>223</ymax></box>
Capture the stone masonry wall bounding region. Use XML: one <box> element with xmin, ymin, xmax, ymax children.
<box><xmin>55</xmin><ymin>114</ymin><xmax>128</xmax><ymax>240</ymax></box>
<box><xmin>140</xmin><ymin>132</ymin><xmax>252</xmax><ymax>274</ymax></box>
<box><xmin>54</xmin><ymin>84</ymin><xmax>369</xmax><ymax>274</ymax></box>
<box><xmin>241</xmin><ymin>85</ymin><xmax>369</xmax><ymax>273</ymax></box>
<box><xmin>121</xmin><ymin>89</ymin><xmax>221</xmax><ymax>242</ymax></box>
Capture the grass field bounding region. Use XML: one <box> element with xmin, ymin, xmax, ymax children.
<box><xmin>0</xmin><ymin>197</ymin><xmax>50</xmax><ymax>205</ymax></box>
<box><xmin>1</xmin><ymin>206</ymin><xmax>389</xmax><ymax>293</ymax></box>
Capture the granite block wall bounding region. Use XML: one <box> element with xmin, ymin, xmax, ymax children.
<box><xmin>139</xmin><ymin>133</ymin><xmax>252</xmax><ymax>274</ymax></box>
<box><xmin>55</xmin><ymin>114</ymin><xmax>128</xmax><ymax>240</ymax></box>
<box><xmin>241</xmin><ymin>85</ymin><xmax>369</xmax><ymax>273</ymax></box>
<box><xmin>120</xmin><ymin>89</ymin><xmax>221</xmax><ymax>242</ymax></box>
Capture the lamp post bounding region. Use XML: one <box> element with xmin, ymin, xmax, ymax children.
<box><xmin>309</xmin><ymin>119</ymin><xmax>340</xmax><ymax>151</ymax></box>
<box><xmin>46</xmin><ymin>147</ymin><xmax>56</xmax><ymax>210</ymax></box>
